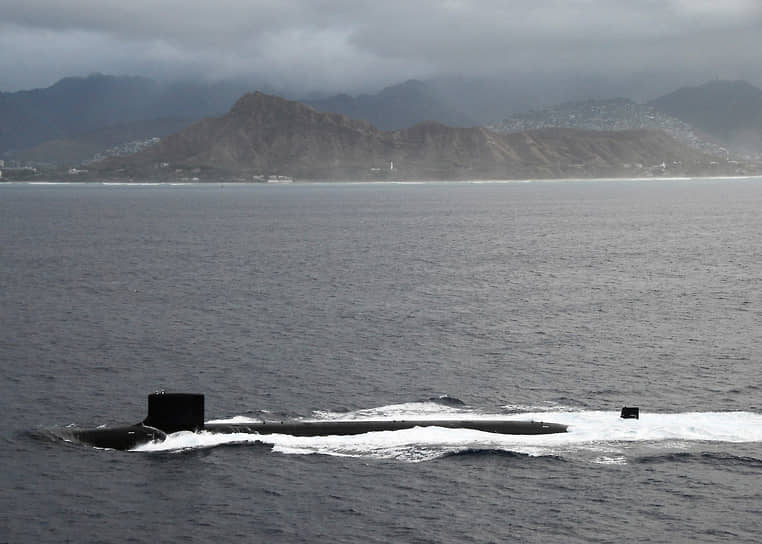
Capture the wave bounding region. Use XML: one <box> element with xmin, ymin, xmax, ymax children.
<box><xmin>636</xmin><ymin>451</ymin><xmax>762</xmax><ymax>468</ymax></box>
<box><xmin>423</xmin><ymin>395</ymin><xmax>466</xmax><ymax>407</ymax></box>
<box><xmin>309</xmin><ymin>398</ymin><xmax>475</xmax><ymax>421</ymax></box>
<box><xmin>438</xmin><ymin>448</ymin><xmax>538</xmax><ymax>460</ymax></box>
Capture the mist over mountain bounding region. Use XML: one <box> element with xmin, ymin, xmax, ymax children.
<box><xmin>303</xmin><ymin>80</ymin><xmax>474</xmax><ymax>130</ymax></box>
<box><xmin>1</xmin><ymin>73</ymin><xmax>661</xmax><ymax>164</ymax></box>
<box><xmin>648</xmin><ymin>80</ymin><xmax>762</xmax><ymax>154</ymax></box>
<box><xmin>97</xmin><ymin>91</ymin><xmax>743</xmax><ymax>181</ymax></box>
<box><xmin>304</xmin><ymin>74</ymin><xmax>683</xmax><ymax>129</ymax></box>
<box><xmin>421</xmin><ymin>72</ymin><xmax>705</xmax><ymax>126</ymax></box>
<box><xmin>0</xmin><ymin>71</ymin><xmax>712</xmax><ymax>159</ymax></box>
<box><xmin>489</xmin><ymin>98</ymin><xmax>723</xmax><ymax>157</ymax></box>
<box><xmin>485</xmin><ymin>81</ymin><xmax>762</xmax><ymax>158</ymax></box>
<box><xmin>5</xmin><ymin>73</ymin><xmax>762</xmax><ymax>171</ymax></box>
<box><xmin>8</xmin><ymin>118</ymin><xmax>195</xmax><ymax>165</ymax></box>
<box><xmin>0</xmin><ymin>74</ymin><xmax>253</xmax><ymax>157</ymax></box>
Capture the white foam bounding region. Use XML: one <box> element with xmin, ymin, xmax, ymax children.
<box><xmin>206</xmin><ymin>415</ymin><xmax>265</xmax><ymax>424</ymax></box>
<box><xmin>131</xmin><ymin>410</ymin><xmax>762</xmax><ymax>461</ymax></box>
<box><xmin>134</xmin><ymin>430</ymin><xmax>266</xmax><ymax>452</ymax></box>
<box><xmin>501</xmin><ymin>402</ymin><xmax>577</xmax><ymax>412</ymax></box>
<box><xmin>312</xmin><ymin>400</ymin><xmax>471</xmax><ymax>420</ymax></box>
<box><xmin>101</xmin><ymin>182</ymin><xmax>163</xmax><ymax>186</ymax></box>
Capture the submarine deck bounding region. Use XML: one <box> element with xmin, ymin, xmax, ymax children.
<box><xmin>204</xmin><ymin>419</ymin><xmax>568</xmax><ymax>437</ymax></box>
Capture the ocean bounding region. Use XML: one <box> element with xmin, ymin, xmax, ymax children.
<box><xmin>1</xmin><ymin>179</ymin><xmax>760</xmax><ymax>543</ymax></box>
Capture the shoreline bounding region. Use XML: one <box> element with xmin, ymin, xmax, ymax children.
<box><xmin>4</xmin><ymin>174</ymin><xmax>762</xmax><ymax>186</ymax></box>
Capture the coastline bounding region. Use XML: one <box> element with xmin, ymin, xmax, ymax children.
<box><xmin>4</xmin><ymin>174</ymin><xmax>762</xmax><ymax>186</ymax></box>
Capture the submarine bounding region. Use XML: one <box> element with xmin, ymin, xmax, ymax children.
<box><xmin>63</xmin><ymin>392</ymin><xmax>575</xmax><ymax>450</ymax></box>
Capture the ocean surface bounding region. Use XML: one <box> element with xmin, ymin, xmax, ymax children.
<box><xmin>1</xmin><ymin>178</ymin><xmax>760</xmax><ymax>543</ymax></box>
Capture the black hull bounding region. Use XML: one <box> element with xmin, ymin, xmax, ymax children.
<box><xmin>61</xmin><ymin>393</ymin><xmax>569</xmax><ymax>451</ymax></box>
<box><xmin>205</xmin><ymin>419</ymin><xmax>568</xmax><ymax>437</ymax></box>
<box><xmin>64</xmin><ymin>424</ymin><xmax>166</xmax><ymax>451</ymax></box>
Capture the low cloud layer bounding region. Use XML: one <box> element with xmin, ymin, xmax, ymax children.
<box><xmin>2</xmin><ymin>0</ymin><xmax>761</xmax><ymax>93</ymax></box>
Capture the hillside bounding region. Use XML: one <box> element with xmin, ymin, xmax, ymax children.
<box><xmin>648</xmin><ymin>80</ymin><xmax>762</xmax><ymax>155</ymax></box>
<box><xmin>489</xmin><ymin>98</ymin><xmax>725</xmax><ymax>158</ymax></box>
<box><xmin>97</xmin><ymin>92</ymin><xmax>747</xmax><ymax>181</ymax></box>
<box><xmin>8</xmin><ymin>75</ymin><xmax>762</xmax><ymax>169</ymax></box>
<box><xmin>492</xmin><ymin>98</ymin><xmax>686</xmax><ymax>133</ymax></box>
<box><xmin>8</xmin><ymin>118</ymin><xmax>194</xmax><ymax>165</ymax></box>
<box><xmin>0</xmin><ymin>74</ymin><xmax>251</xmax><ymax>157</ymax></box>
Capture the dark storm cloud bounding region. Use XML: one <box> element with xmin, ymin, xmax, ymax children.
<box><xmin>1</xmin><ymin>0</ymin><xmax>761</xmax><ymax>92</ymax></box>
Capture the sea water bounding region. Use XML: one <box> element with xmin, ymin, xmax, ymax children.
<box><xmin>1</xmin><ymin>179</ymin><xmax>760</xmax><ymax>543</ymax></box>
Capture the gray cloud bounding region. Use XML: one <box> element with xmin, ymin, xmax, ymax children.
<box><xmin>1</xmin><ymin>0</ymin><xmax>761</xmax><ymax>93</ymax></box>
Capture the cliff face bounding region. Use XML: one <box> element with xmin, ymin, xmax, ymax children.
<box><xmin>103</xmin><ymin>92</ymin><xmax>746</xmax><ymax>180</ymax></box>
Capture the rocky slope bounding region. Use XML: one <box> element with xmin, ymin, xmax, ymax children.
<box><xmin>99</xmin><ymin>92</ymin><xmax>749</xmax><ymax>181</ymax></box>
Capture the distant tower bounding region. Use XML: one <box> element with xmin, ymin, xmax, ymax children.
<box><xmin>390</xmin><ymin>161</ymin><xmax>394</xmax><ymax>171</ymax></box>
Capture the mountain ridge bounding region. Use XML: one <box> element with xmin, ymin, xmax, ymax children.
<box><xmin>0</xmin><ymin>74</ymin><xmax>252</xmax><ymax>157</ymax></box>
<box><xmin>648</xmin><ymin>80</ymin><xmax>762</xmax><ymax>154</ymax></box>
<box><xmin>303</xmin><ymin>79</ymin><xmax>474</xmax><ymax>130</ymax></box>
<box><xmin>5</xmin><ymin>75</ymin><xmax>762</xmax><ymax>168</ymax></box>
<box><xmin>97</xmin><ymin>91</ymin><xmax>746</xmax><ymax>181</ymax></box>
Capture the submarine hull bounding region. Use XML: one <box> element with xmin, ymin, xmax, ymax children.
<box><xmin>64</xmin><ymin>424</ymin><xmax>166</xmax><ymax>451</ymax></box>
<box><xmin>64</xmin><ymin>393</ymin><xmax>568</xmax><ymax>450</ymax></box>
<box><xmin>205</xmin><ymin>419</ymin><xmax>568</xmax><ymax>437</ymax></box>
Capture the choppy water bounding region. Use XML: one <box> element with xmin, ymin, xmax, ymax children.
<box><xmin>1</xmin><ymin>179</ymin><xmax>761</xmax><ymax>543</ymax></box>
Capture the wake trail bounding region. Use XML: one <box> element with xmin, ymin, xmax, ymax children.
<box><xmin>132</xmin><ymin>408</ymin><xmax>762</xmax><ymax>462</ymax></box>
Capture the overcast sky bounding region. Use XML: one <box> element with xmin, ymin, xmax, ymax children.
<box><xmin>1</xmin><ymin>0</ymin><xmax>761</xmax><ymax>94</ymax></box>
